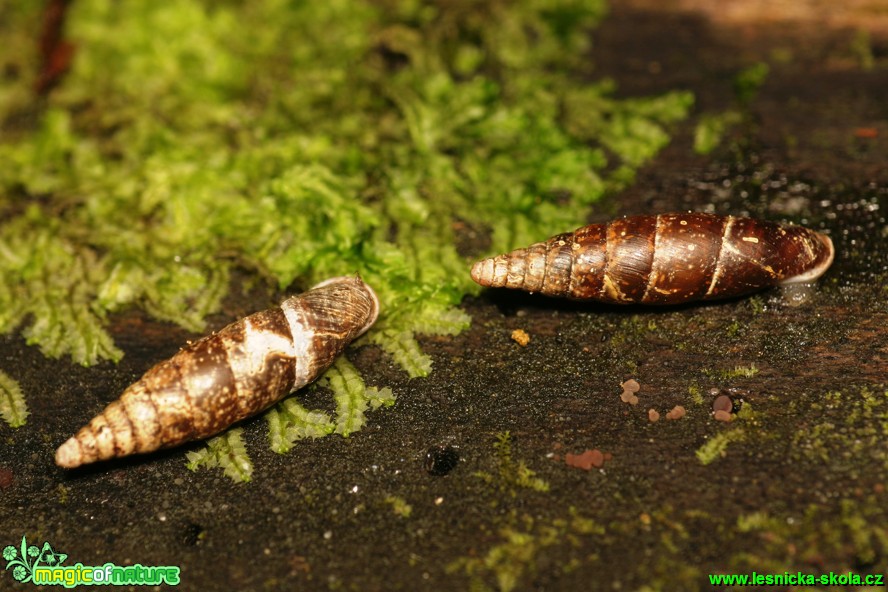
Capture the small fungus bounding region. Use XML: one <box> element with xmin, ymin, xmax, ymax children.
<box><xmin>621</xmin><ymin>379</ymin><xmax>640</xmax><ymax>393</ymax></box>
<box><xmin>666</xmin><ymin>405</ymin><xmax>686</xmax><ymax>420</ymax></box>
<box><xmin>712</xmin><ymin>394</ymin><xmax>733</xmax><ymax>413</ymax></box>
<box><xmin>710</xmin><ymin>389</ymin><xmax>743</xmax><ymax>414</ymax></box>
<box><xmin>620</xmin><ymin>378</ymin><xmax>640</xmax><ymax>405</ymax></box>
<box><xmin>565</xmin><ymin>449</ymin><xmax>605</xmax><ymax>470</ymax></box>
<box><xmin>510</xmin><ymin>328</ymin><xmax>531</xmax><ymax>346</ymax></box>
<box><xmin>620</xmin><ymin>391</ymin><xmax>639</xmax><ymax>405</ymax></box>
<box><xmin>713</xmin><ymin>409</ymin><xmax>733</xmax><ymax>422</ymax></box>
<box><xmin>648</xmin><ymin>409</ymin><xmax>660</xmax><ymax>422</ymax></box>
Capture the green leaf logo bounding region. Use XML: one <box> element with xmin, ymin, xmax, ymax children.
<box><xmin>3</xmin><ymin>535</ymin><xmax>68</xmax><ymax>583</ymax></box>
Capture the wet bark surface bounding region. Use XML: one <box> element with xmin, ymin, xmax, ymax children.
<box><xmin>2</xmin><ymin>3</ymin><xmax>887</xmax><ymax>591</ymax></box>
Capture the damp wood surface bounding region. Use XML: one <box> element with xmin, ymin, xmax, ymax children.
<box><xmin>2</xmin><ymin>4</ymin><xmax>888</xmax><ymax>592</ymax></box>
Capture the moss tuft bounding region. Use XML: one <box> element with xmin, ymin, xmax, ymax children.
<box><xmin>185</xmin><ymin>428</ymin><xmax>253</xmax><ymax>482</ymax></box>
<box><xmin>0</xmin><ymin>369</ymin><xmax>28</xmax><ymax>428</ymax></box>
<box><xmin>474</xmin><ymin>431</ymin><xmax>550</xmax><ymax>495</ymax></box>
<box><xmin>696</xmin><ymin>427</ymin><xmax>746</xmax><ymax>466</ymax></box>
<box><xmin>1</xmin><ymin>0</ymin><xmax>692</xmax><ymax>479</ymax></box>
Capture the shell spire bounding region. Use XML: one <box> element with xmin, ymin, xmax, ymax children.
<box><xmin>56</xmin><ymin>275</ymin><xmax>379</xmax><ymax>469</ymax></box>
<box><xmin>471</xmin><ymin>213</ymin><xmax>834</xmax><ymax>304</ymax></box>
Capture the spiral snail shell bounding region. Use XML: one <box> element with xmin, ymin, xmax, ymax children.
<box><xmin>55</xmin><ymin>275</ymin><xmax>379</xmax><ymax>468</ymax></box>
<box><xmin>471</xmin><ymin>213</ymin><xmax>834</xmax><ymax>304</ymax></box>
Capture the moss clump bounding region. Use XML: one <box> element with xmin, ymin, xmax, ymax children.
<box><xmin>323</xmin><ymin>357</ymin><xmax>395</xmax><ymax>437</ymax></box>
<box><xmin>0</xmin><ymin>369</ymin><xmax>28</xmax><ymax>428</ymax></box>
<box><xmin>266</xmin><ymin>398</ymin><xmax>335</xmax><ymax>455</ymax></box>
<box><xmin>185</xmin><ymin>428</ymin><xmax>253</xmax><ymax>482</ymax></box>
<box><xmin>449</xmin><ymin>508</ymin><xmax>603</xmax><ymax>592</ymax></box>
<box><xmin>703</xmin><ymin>364</ymin><xmax>759</xmax><ymax>380</ymax></box>
<box><xmin>735</xmin><ymin>497</ymin><xmax>888</xmax><ymax>573</ymax></box>
<box><xmin>0</xmin><ymin>0</ymin><xmax>692</xmax><ymax>478</ymax></box>
<box><xmin>474</xmin><ymin>431</ymin><xmax>549</xmax><ymax>496</ymax></box>
<box><xmin>790</xmin><ymin>386</ymin><xmax>888</xmax><ymax>472</ymax></box>
<box><xmin>694</xmin><ymin>110</ymin><xmax>744</xmax><ymax>156</ymax></box>
<box><xmin>454</xmin><ymin>432</ymin><xmax>583</xmax><ymax>591</ymax></box>
<box><xmin>0</xmin><ymin>0</ymin><xmax>691</xmax><ymax>371</ymax></box>
<box><xmin>693</xmin><ymin>61</ymin><xmax>769</xmax><ymax>155</ymax></box>
<box><xmin>687</xmin><ymin>383</ymin><xmax>704</xmax><ymax>406</ymax></box>
<box><xmin>696</xmin><ymin>427</ymin><xmax>746</xmax><ymax>465</ymax></box>
<box><xmin>384</xmin><ymin>495</ymin><xmax>412</xmax><ymax>519</ymax></box>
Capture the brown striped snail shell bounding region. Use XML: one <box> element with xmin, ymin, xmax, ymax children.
<box><xmin>55</xmin><ymin>275</ymin><xmax>379</xmax><ymax>468</ymax></box>
<box><xmin>471</xmin><ymin>212</ymin><xmax>834</xmax><ymax>304</ymax></box>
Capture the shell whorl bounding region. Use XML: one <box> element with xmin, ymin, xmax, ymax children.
<box><xmin>55</xmin><ymin>275</ymin><xmax>379</xmax><ymax>468</ymax></box>
<box><xmin>470</xmin><ymin>213</ymin><xmax>834</xmax><ymax>304</ymax></box>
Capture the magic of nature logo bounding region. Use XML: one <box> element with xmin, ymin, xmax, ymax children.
<box><xmin>3</xmin><ymin>535</ymin><xmax>180</xmax><ymax>588</ymax></box>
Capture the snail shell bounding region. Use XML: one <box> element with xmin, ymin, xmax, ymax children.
<box><xmin>471</xmin><ymin>212</ymin><xmax>834</xmax><ymax>304</ymax></box>
<box><xmin>56</xmin><ymin>275</ymin><xmax>379</xmax><ymax>468</ymax></box>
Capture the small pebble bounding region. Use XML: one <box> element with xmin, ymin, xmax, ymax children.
<box><xmin>665</xmin><ymin>405</ymin><xmax>686</xmax><ymax>420</ymax></box>
<box><xmin>511</xmin><ymin>329</ymin><xmax>530</xmax><ymax>346</ymax></box>
<box><xmin>713</xmin><ymin>409</ymin><xmax>733</xmax><ymax>422</ymax></box>
<box><xmin>648</xmin><ymin>409</ymin><xmax>660</xmax><ymax>422</ymax></box>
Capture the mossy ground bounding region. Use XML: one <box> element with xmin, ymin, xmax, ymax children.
<box><xmin>0</xmin><ymin>0</ymin><xmax>692</xmax><ymax>467</ymax></box>
<box><xmin>1</xmin><ymin>2</ymin><xmax>888</xmax><ymax>591</ymax></box>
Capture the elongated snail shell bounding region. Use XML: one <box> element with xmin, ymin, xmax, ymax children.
<box><xmin>56</xmin><ymin>275</ymin><xmax>379</xmax><ymax>469</ymax></box>
<box><xmin>471</xmin><ymin>212</ymin><xmax>834</xmax><ymax>304</ymax></box>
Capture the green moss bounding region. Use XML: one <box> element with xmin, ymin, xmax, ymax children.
<box><xmin>185</xmin><ymin>428</ymin><xmax>253</xmax><ymax>482</ymax></box>
<box><xmin>723</xmin><ymin>319</ymin><xmax>741</xmax><ymax>338</ymax></box>
<box><xmin>849</xmin><ymin>30</ymin><xmax>875</xmax><ymax>71</ymax></box>
<box><xmin>449</xmin><ymin>509</ymin><xmax>603</xmax><ymax>592</ymax></box>
<box><xmin>704</xmin><ymin>365</ymin><xmax>759</xmax><ymax>380</ymax></box>
<box><xmin>0</xmin><ymin>0</ymin><xmax>693</xmax><ymax>479</ymax></box>
<box><xmin>693</xmin><ymin>61</ymin><xmax>768</xmax><ymax>156</ymax></box>
<box><xmin>56</xmin><ymin>483</ymin><xmax>70</xmax><ymax>505</ymax></box>
<box><xmin>0</xmin><ymin>369</ymin><xmax>28</xmax><ymax>428</ymax></box>
<box><xmin>323</xmin><ymin>357</ymin><xmax>395</xmax><ymax>437</ymax></box>
<box><xmin>453</xmin><ymin>433</ymin><xmax>596</xmax><ymax>590</ymax></box>
<box><xmin>695</xmin><ymin>427</ymin><xmax>746</xmax><ymax>466</ymax></box>
<box><xmin>266</xmin><ymin>399</ymin><xmax>335</xmax><ymax>455</ymax></box>
<box><xmin>790</xmin><ymin>386</ymin><xmax>888</xmax><ymax>471</ymax></box>
<box><xmin>733</xmin><ymin>62</ymin><xmax>770</xmax><ymax>105</ymax></box>
<box><xmin>747</xmin><ymin>296</ymin><xmax>765</xmax><ymax>315</ymax></box>
<box><xmin>693</xmin><ymin>110</ymin><xmax>743</xmax><ymax>156</ymax></box>
<box><xmin>474</xmin><ymin>431</ymin><xmax>549</xmax><ymax>496</ymax></box>
<box><xmin>735</xmin><ymin>498</ymin><xmax>888</xmax><ymax>572</ymax></box>
<box><xmin>687</xmin><ymin>383</ymin><xmax>704</xmax><ymax>406</ymax></box>
<box><xmin>0</xmin><ymin>0</ymin><xmax>690</xmax><ymax>369</ymax></box>
<box><xmin>0</xmin><ymin>210</ymin><xmax>123</xmax><ymax>365</ymax></box>
<box><xmin>384</xmin><ymin>495</ymin><xmax>413</xmax><ymax>518</ymax></box>
<box><xmin>735</xmin><ymin>400</ymin><xmax>754</xmax><ymax>421</ymax></box>
<box><xmin>605</xmin><ymin>506</ymin><xmax>710</xmax><ymax>590</ymax></box>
